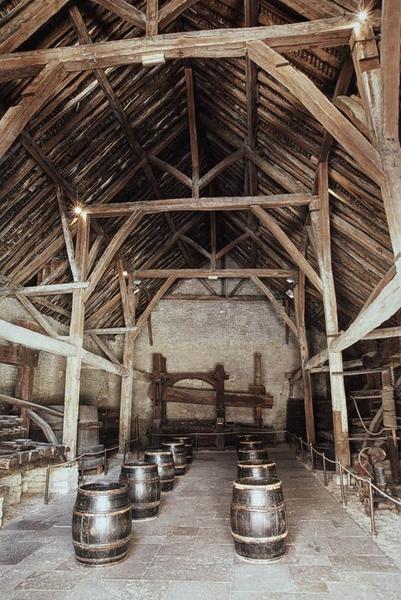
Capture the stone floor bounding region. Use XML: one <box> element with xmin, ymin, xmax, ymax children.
<box><xmin>1</xmin><ymin>445</ymin><xmax>401</xmax><ymax>599</ymax></box>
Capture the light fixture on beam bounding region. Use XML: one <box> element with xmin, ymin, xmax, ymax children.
<box><xmin>357</xmin><ymin>9</ymin><xmax>369</xmax><ymax>23</ymax></box>
<box><xmin>286</xmin><ymin>277</ymin><xmax>295</xmax><ymax>284</ymax></box>
<box><xmin>207</xmin><ymin>275</ymin><xmax>219</xmax><ymax>280</ymax></box>
<box><xmin>286</xmin><ymin>289</ymin><xmax>294</xmax><ymax>299</ymax></box>
<box><xmin>122</xmin><ymin>270</ymin><xmax>128</xmax><ymax>278</ymax></box>
<box><xmin>73</xmin><ymin>205</ymin><xmax>83</xmax><ymax>215</ymax></box>
<box><xmin>142</xmin><ymin>53</ymin><xmax>165</xmax><ymax>67</ymax></box>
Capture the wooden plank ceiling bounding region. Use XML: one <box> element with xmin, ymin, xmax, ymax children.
<box><xmin>0</xmin><ymin>0</ymin><xmax>397</xmax><ymax>337</ymax></box>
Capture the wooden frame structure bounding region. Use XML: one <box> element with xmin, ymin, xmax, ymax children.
<box><xmin>0</xmin><ymin>2</ymin><xmax>400</xmax><ymax>466</ymax></box>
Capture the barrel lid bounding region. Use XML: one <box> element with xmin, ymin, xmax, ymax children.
<box><xmin>233</xmin><ymin>477</ymin><xmax>281</xmax><ymax>490</ymax></box>
<box><xmin>145</xmin><ymin>448</ymin><xmax>172</xmax><ymax>455</ymax></box>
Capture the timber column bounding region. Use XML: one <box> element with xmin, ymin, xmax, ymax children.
<box><xmin>310</xmin><ymin>163</ymin><xmax>351</xmax><ymax>466</ymax></box>
<box><xmin>62</xmin><ymin>211</ymin><xmax>90</xmax><ymax>460</ymax></box>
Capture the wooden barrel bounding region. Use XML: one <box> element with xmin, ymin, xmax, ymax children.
<box><xmin>72</xmin><ymin>482</ymin><xmax>132</xmax><ymax>566</ymax></box>
<box><xmin>238</xmin><ymin>440</ymin><xmax>264</xmax><ymax>450</ymax></box>
<box><xmin>174</xmin><ymin>436</ymin><xmax>193</xmax><ymax>463</ymax></box>
<box><xmin>119</xmin><ymin>462</ymin><xmax>161</xmax><ymax>520</ymax></box>
<box><xmin>237</xmin><ymin>460</ymin><xmax>277</xmax><ymax>481</ymax></box>
<box><xmin>237</xmin><ymin>447</ymin><xmax>269</xmax><ymax>462</ymax></box>
<box><xmin>230</xmin><ymin>477</ymin><xmax>287</xmax><ymax>563</ymax></box>
<box><xmin>161</xmin><ymin>441</ymin><xmax>186</xmax><ymax>476</ymax></box>
<box><xmin>144</xmin><ymin>448</ymin><xmax>175</xmax><ymax>492</ymax></box>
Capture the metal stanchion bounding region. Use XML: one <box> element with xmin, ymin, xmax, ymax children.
<box><xmin>369</xmin><ymin>479</ymin><xmax>377</xmax><ymax>535</ymax></box>
<box><xmin>103</xmin><ymin>449</ymin><xmax>108</xmax><ymax>475</ymax></box>
<box><xmin>309</xmin><ymin>443</ymin><xmax>314</xmax><ymax>469</ymax></box>
<box><xmin>44</xmin><ymin>466</ymin><xmax>51</xmax><ymax>505</ymax></box>
<box><xmin>323</xmin><ymin>452</ymin><xmax>328</xmax><ymax>486</ymax></box>
<box><xmin>299</xmin><ymin>438</ymin><xmax>304</xmax><ymax>462</ymax></box>
<box><xmin>339</xmin><ymin>460</ymin><xmax>347</xmax><ymax>507</ymax></box>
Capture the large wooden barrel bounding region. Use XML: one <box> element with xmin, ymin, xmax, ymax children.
<box><xmin>144</xmin><ymin>448</ymin><xmax>175</xmax><ymax>492</ymax></box>
<box><xmin>119</xmin><ymin>462</ymin><xmax>161</xmax><ymax>520</ymax></box>
<box><xmin>237</xmin><ymin>447</ymin><xmax>269</xmax><ymax>462</ymax></box>
<box><xmin>72</xmin><ymin>482</ymin><xmax>132</xmax><ymax>566</ymax></box>
<box><xmin>161</xmin><ymin>441</ymin><xmax>186</xmax><ymax>476</ymax></box>
<box><xmin>174</xmin><ymin>436</ymin><xmax>193</xmax><ymax>463</ymax></box>
<box><xmin>237</xmin><ymin>460</ymin><xmax>277</xmax><ymax>481</ymax></box>
<box><xmin>230</xmin><ymin>477</ymin><xmax>287</xmax><ymax>563</ymax></box>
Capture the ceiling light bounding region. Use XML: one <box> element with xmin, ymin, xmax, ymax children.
<box><xmin>134</xmin><ymin>279</ymin><xmax>142</xmax><ymax>285</ymax></box>
<box><xmin>73</xmin><ymin>205</ymin><xmax>83</xmax><ymax>215</ymax></box>
<box><xmin>122</xmin><ymin>270</ymin><xmax>128</xmax><ymax>278</ymax></box>
<box><xmin>357</xmin><ymin>9</ymin><xmax>369</xmax><ymax>23</ymax></box>
<box><xmin>286</xmin><ymin>277</ymin><xmax>295</xmax><ymax>284</ymax></box>
<box><xmin>207</xmin><ymin>275</ymin><xmax>218</xmax><ymax>280</ymax></box>
<box><xmin>286</xmin><ymin>289</ymin><xmax>294</xmax><ymax>299</ymax></box>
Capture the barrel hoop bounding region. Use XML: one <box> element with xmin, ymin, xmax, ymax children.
<box><xmin>233</xmin><ymin>481</ymin><xmax>282</xmax><ymax>491</ymax></box>
<box><xmin>145</xmin><ymin>451</ymin><xmax>172</xmax><ymax>456</ymax></box>
<box><xmin>133</xmin><ymin>500</ymin><xmax>160</xmax><ymax>508</ymax></box>
<box><xmin>160</xmin><ymin>477</ymin><xmax>175</xmax><ymax>483</ymax></box>
<box><xmin>238</xmin><ymin>462</ymin><xmax>276</xmax><ymax>468</ymax></box>
<box><xmin>120</xmin><ymin>477</ymin><xmax>160</xmax><ymax>484</ymax></box>
<box><xmin>231</xmin><ymin>531</ymin><xmax>288</xmax><ymax>543</ymax></box>
<box><xmin>72</xmin><ymin>537</ymin><xmax>131</xmax><ymax>550</ymax></box>
<box><xmin>231</xmin><ymin>501</ymin><xmax>286</xmax><ymax>512</ymax></box>
<box><xmin>121</xmin><ymin>464</ymin><xmax>157</xmax><ymax>470</ymax></box>
<box><xmin>73</xmin><ymin>506</ymin><xmax>131</xmax><ymax>517</ymax></box>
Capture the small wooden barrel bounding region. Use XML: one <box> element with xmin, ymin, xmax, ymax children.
<box><xmin>119</xmin><ymin>462</ymin><xmax>161</xmax><ymax>520</ymax></box>
<box><xmin>230</xmin><ymin>477</ymin><xmax>287</xmax><ymax>563</ymax></box>
<box><xmin>72</xmin><ymin>482</ymin><xmax>132</xmax><ymax>566</ymax></box>
<box><xmin>238</xmin><ymin>440</ymin><xmax>264</xmax><ymax>451</ymax></box>
<box><xmin>174</xmin><ymin>436</ymin><xmax>193</xmax><ymax>463</ymax></box>
<box><xmin>162</xmin><ymin>441</ymin><xmax>186</xmax><ymax>475</ymax></box>
<box><xmin>238</xmin><ymin>447</ymin><xmax>269</xmax><ymax>462</ymax></box>
<box><xmin>237</xmin><ymin>460</ymin><xmax>277</xmax><ymax>481</ymax></box>
<box><xmin>144</xmin><ymin>448</ymin><xmax>175</xmax><ymax>492</ymax></box>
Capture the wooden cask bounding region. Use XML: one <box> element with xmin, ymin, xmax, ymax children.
<box><xmin>161</xmin><ymin>441</ymin><xmax>186</xmax><ymax>476</ymax></box>
<box><xmin>119</xmin><ymin>462</ymin><xmax>161</xmax><ymax>520</ymax></box>
<box><xmin>174</xmin><ymin>436</ymin><xmax>193</xmax><ymax>463</ymax></box>
<box><xmin>238</xmin><ymin>440</ymin><xmax>264</xmax><ymax>450</ymax></box>
<box><xmin>72</xmin><ymin>482</ymin><xmax>132</xmax><ymax>566</ymax></box>
<box><xmin>230</xmin><ymin>477</ymin><xmax>287</xmax><ymax>562</ymax></box>
<box><xmin>237</xmin><ymin>460</ymin><xmax>277</xmax><ymax>481</ymax></box>
<box><xmin>144</xmin><ymin>448</ymin><xmax>175</xmax><ymax>491</ymax></box>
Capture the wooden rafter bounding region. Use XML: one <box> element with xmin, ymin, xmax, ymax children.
<box><xmin>0</xmin><ymin>64</ymin><xmax>67</xmax><ymax>158</ymax></box>
<box><xmin>135</xmin><ymin>268</ymin><xmax>296</xmax><ymax>279</ymax></box>
<box><xmin>247</xmin><ymin>40</ymin><xmax>383</xmax><ymax>185</ymax></box>
<box><xmin>90</xmin><ymin>0</ymin><xmax>146</xmax><ymax>30</ymax></box>
<box><xmin>0</xmin><ymin>0</ymin><xmax>70</xmax><ymax>53</ymax></box>
<box><xmin>158</xmin><ymin>0</ymin><xmax>200</xmax><ymax>29</ymax></box>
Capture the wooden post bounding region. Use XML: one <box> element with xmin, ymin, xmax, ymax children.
<box><xmin>294</xmin><ymin>272</ymin><xmax>315</xmax><ymax>444</ymax></box>
<box><xmin>118</xmin><ymin>263</ymin><xmax>136</xmax><ymax>455</ymax></box>
<box><xmin>310</xmin><ymin>163</ymin><xmax>350</xmax><ymax>465</ymax></box>
<box><xmin>118</xmin><ymin>330</ymin><xmax>135</xmax><ymax>455</ymax></box>
<box><xmin>62</xmin><ymin>211</ymin><xmax>89</xmax><ymax>460</ymax></box>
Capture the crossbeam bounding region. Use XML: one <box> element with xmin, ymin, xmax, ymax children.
<box><xmin>135</xmin><ymin>269</ymin><xmax>296</xmax><ymax>279</ymax></box>
<box><xmin>0</xmin><ymin>14</ymin><xmax>380</xmax><ymax>81</ymax></box>
<box><xmin>84</xmin><ymin>194</ymin><xmax>314</xmax><ymax>216</ymax></box>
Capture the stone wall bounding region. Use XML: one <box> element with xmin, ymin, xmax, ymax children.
<box><xmin>0</xmin><ymin>281</ymin><xmax>325</xmax><ymax>438</ymax></box>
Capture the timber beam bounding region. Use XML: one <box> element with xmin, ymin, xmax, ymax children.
<box><xmin>84</xmin><ymin>194</ymin><xmax>314</xmax><ymax>216</ymax></box>
<box><xmin>135</xmin><ymin>269</ymin><xmax>297</xmax><ymax>279</ymax></box>
<box><xmin>0</xmin><ymin>13</ymin><xmax>381</xmax><ymax>81</ymax></box>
